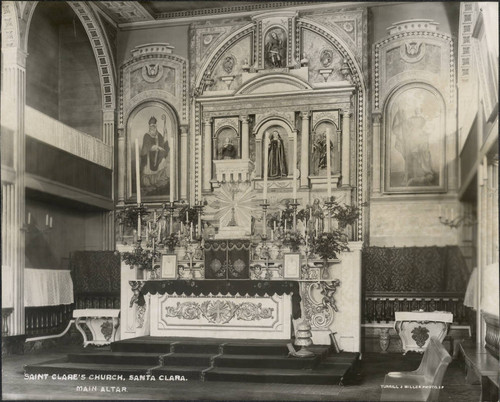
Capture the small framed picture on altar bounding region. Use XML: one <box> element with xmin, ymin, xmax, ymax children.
<box><xmin>160</xmin><ymin>254</ymin><xmax>177</xmax><ymax>279</ymax></box>
<box><xmin>283</xmin><ymin>253</ymin><xmax>301</xmax><ymax>279</ymax></box>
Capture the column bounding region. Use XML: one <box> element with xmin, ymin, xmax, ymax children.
<box><xmin>117</xmin><ymin>125</ymin><xmax>126</xmax><ymax>205</ymax></box>
<box><xmin>300</xmin><ymin>111</ymin><xmax>310</xmax><ymax>188</ymax></box>
<box><xmin>255</xmin><ymin>134</ymin><xmax>262</xmax><ymax>178</ymax></box>
<box><xmin>372</xmin><ymin>113</ymin><xmax>381</xmax><ymax>193</ymax></box>
<box><xmin>240</xmin><ymin>115</ymin><xmax>250</xmax><ymax>159</ymax></box>
<box><xmin>202</xmin><ymin>117</ymin><xmax>212</xmax><ymax>192</ymax></box>
<box><xmin>1</xmin><ymin>47</ymin><xmax>27</xmax><ymax>336</ymax></box>
<box><xmin>102</xmin><ymin>109</ymin><xmax>115</xmax><ymax>146</ymax></box>
<box><xmin>180</xmin><ymin>125</ymin><xmax>189</xmax><ymax>199</ymax></box>
<box><xmin>341</xmin><ymin>109</ymin><xmax>352</xmax><ymax>187</ymax></box>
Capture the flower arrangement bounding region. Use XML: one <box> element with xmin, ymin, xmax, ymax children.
<box><xmin>115</xmin><ymin>205</ymin><xmax>149</xmax><ymax>228</ymax></box>
<box><xmin>164</xmin><ymin>233</ymin><xmax>180</xmax><ymax>252</ymax></box>
<box><xmin>311</xmin><ymin>230</ymin><xmax>349</xmax><ymax>261</ymax></box>
<box><xmin>121</xmin><ymin>244</ymin><xmax>160</xmax><ymax>271</ymax></box>
<box><xmin>330</xmin><ymin>202</ymin><xmax>362</xmax><ymax>229</ymax></box>
<box><xmin>277</xmin><ymin>230</ymin><xmax>304</xmax><ymax>252</ymax></box>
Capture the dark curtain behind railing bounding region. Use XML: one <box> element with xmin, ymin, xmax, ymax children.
<box><xmin>362</xmin><ymin>246</ymin><xmax>472</xmax><ymax>324</ymax></box>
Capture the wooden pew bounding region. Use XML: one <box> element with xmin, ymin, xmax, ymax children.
<box><xmin>381</xmin><ymin>337</ymin><xmax>452</xmax><ymax>401</ymax></box>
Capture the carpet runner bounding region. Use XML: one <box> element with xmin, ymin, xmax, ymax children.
<box><xmin>24</xmin><ymin>336</ymin><xmax>360</xmax><ymax>385</ymax></box>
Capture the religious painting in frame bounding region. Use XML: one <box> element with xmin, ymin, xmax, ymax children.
<box><xmin>126</xmin><ymin>100</ymin><xmax>178</xmax><ymax>202</ymax></box>
<box><xmin>215</xmin><ymin>127</ymin><xmax>240</xmax><ymax>160</ymax></box>
<box><xmin>160</xmin><ymin>254</ymin><xmax>177</xmax><ymax>279</ymax></box>
<box><xmin>283</xmin><ymin>253</ymin><xmax>301</xmax><ymax>279</ymax></box>
<box><xmin>384</xmin><ymin>84</ymin><xmax>446</xmax><ymax>193</ymax></box>
<box><xmin>264</xmin><ymin>27</ymin><xmax>287</xmax><ymax>69</ymax></box>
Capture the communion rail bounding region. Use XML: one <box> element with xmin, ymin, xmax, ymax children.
<box><xmin>25</xmin><ymin>304</ymin><xmax>74</xmax><ymax>337</ymax></box>
<box><xmin>363</xmin><ymin>292</ymin><xmax>468</xmax><ymax>325</ymax></box>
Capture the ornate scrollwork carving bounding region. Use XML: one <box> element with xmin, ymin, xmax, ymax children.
<box><xmin>165</xmin><ymin>300</ymin><xmax>274</xmax><ymax>324</ymax></box>
<box><xmin>301</xmin><ymin>280</ymin><xmax>340</xmax><ymax>329</ymax></box>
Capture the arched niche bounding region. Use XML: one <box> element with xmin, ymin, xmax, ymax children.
<box><xmin>311</xmin><ymin>119</ymin><xmax>341</xmax><ymax>176</ymax></box>
<box><xmin>214</xmin><ymin>126</ymin><xmax>240</xmax><ymax>160</ymax></box>
<box><xmin>126</xmin><ymin>100</ymin><xmax>179</xmax><ymax>202</ymax></box>
<box><xmin>383</xmin><ymin>83</ymin><xmax>446</xmax><ymax>193</ymax></box>
<box><xmin>254</xmin><ymin>119</ymin><xmax>295</xmax><ymax>179</ymax></box>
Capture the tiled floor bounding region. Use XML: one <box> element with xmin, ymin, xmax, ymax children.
<box><xmin>2</xmin><ymin>345</ymin><xmax>481</xmax><ymax>401</ymax></box>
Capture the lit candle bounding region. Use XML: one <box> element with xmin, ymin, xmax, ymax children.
<box><xmin>169</xmin><ymin>130</ymin><xmax>175</xmax><ymax>203</ymax></box>
<box><xmin>186</xmin><ymin>210</ymin><xmax>189</xmax><ymax>223</ymax></box>
<box><xmin>46</xmin><ymin>214</ymin><xmax>49</xmax><ymax>226</ymax></box>
<box><xmin>263</xmin><ymin>134</ymin><xmax>269</xmax><ymax>201</ymax></box>
<box><xmin>27</xmin><ymin>212</ymin><xmax>31</xmax><ymax>225</ymax></box>
<box><xmin>135</xmin><ymin>139</ymin><xmax>141</xmax><ymax>205</ymax></box>
<box><xmin>274</xmin><ymin>221</ymin><xmax>276</xmax><ymax>231</ymax></box>
<box><xmin>181</xmin><ymin>222</ymin><xmax>184</xmax><ymax>233</ymax></box>
<box><xmin>326</xmin><ymin>128</ymin><xmax>332</xmax><ymax>200</ymax></box>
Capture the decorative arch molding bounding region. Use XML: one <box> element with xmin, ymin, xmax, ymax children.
<box><xmin>22</xmin><ymin>1</ymin><xmax>116</xmax><ymax>111</ymax></box>
<box><xmin>120</xmin><ymin>46</ymin><xmax>188</xmax><ymax>127</ymax></box>
<box><xmin>236</xmin><ymin>73</ymin><xmax>312</xmax><ymax>95</ymax></box>
<box><xmin>1</xmin><ymin>2</ymin><xmax>21</xmax><ymax>49</ymax></box>
<box><xmin>254</xmin><ymin>116</ymin><xmax>295</xmax><ymax>138</ymax></box>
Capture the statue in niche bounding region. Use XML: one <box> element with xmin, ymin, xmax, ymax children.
<box><xmin>265</xmin><ymin>29</ymin><xmax>286</xmax><ymax>68</ymax></box>
<box><xmin>392</xmin><ymin>107</ymin><xmax>437</xmax><ymax>187</ymax></box>
<box><xmin>156</xmin><ymin>209</ymin><xmax>169</xmax><ymax>245</ymax></box>
<box><xmin>140</xmin><ymin>115</ymin><xmax>170</xmax><ymax>195</ymax></box>
<box><xmin>311</xmin><ymin>125</ymin><xmax>337</xmax><ymax>176</ymax></box>
<box><xmin>267</xmin><ymin>130</ymin><xmax>288</xmax><ymax>178</ymax></box>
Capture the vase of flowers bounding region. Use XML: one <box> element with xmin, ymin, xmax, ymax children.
<box><xmin>164</xmin><ymin>233</ymin><xmax>180</xmax><ymax>253</ymax></box>
<box><xmin>121</xmin><ymin>243</ymin><xmax>160</xmax><ymax>277</ymax></box>
<box><xmin>279</xmin><ymin>230</ymin><xmax>305</xmax><ymax>252</ymax></box>
<box><xmin>311</xmin><ymin>230</ymin><xmax>350</xmax><ymax>268</ymax></box>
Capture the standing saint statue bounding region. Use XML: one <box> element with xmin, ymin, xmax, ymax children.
<box><xmin>311</xmin><ymin>198</ymin><xmax>324</xmax><ymax>234</ymax></box>
<box><xmin>311</xmin><ymin>130</ymin><xmax>335</xmax><ymax>176</ymax></box>
<box><xmin>140</xmin><ymin>115</ymin><xmax>170</xmax><ymax>194</ymax></box>
<box><xmin>267</xmin><ymin>130</ymin><xmax>288</xmax><ymax>178</ymax></box>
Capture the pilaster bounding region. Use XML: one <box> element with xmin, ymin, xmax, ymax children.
<box><xmin>300</xmin><ymin>111</ymin><xmax>310</xmax><ymax>188</ymax></box>
<box><xmin>341</xmin><ymin>109</ymin><xmax>352</xmax><ymax>187</ymax></box>
<box><xmin>117</xmin><ymin>125</ymin><xmax>126</xmax><ymax>205</ymax></box>
<box><xmin>240</xmin><ymin>115</ymin><xmax>250</xmax><ymax>160</ymax></box>
<box><xmin>180</xmin><ymin>125</ymin><xmax>189</xmax><ymax>199</ymax></box>
<box><xmin>203</xmin><ymin>117</ymin><xmax>213</xmax><ymax>192</ymax></box>
<box><xmin>372</xmin><ymin>113</ymin><xmax>382</xmax><ymax>193</ymax></box>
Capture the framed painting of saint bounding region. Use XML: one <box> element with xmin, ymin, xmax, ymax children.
<box><xmin>215</xmin><ymin>127</ymin><xmax>239</xmax><ymax>160</ymax></box>
<box><xmin>384</xmin><ymin>85</ymin><xmax>446</xmax><ymax>193</ymax></box>
<box><xmin>127</xmin><ymin>101</ymin><xmax>178</xmax><ymax>202</ymax></box>
<box><xmin>310</xmin><ymin>121</ymin><xmax>340</xmax><ymax>176</ymax></box>
<box><xmin>264</xmin><ymin>27</ymin><xmax>287</xmax><ymax>69</ymax></box>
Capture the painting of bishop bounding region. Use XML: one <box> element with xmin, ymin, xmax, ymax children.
<box><xmin>129</xmin><ymin>103</ymin><xmax>176</xmax><ymax>200</ymax></box>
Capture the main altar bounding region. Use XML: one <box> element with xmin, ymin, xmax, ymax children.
<box><xmin>115</xmin><ymin>9</ymin><xmax>366</xmax><ymax>352</ymax></box>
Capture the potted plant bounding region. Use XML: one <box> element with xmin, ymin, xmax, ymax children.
<box><xmin>164</xmin><ymin>233</ymin><xmax>180</xmax><ymax>253</ymax></box>
<box><xmin>278</xmin><ymin>230</ymin><xmax>305</xmax><ymax>252</ymax></box>
<box><xmin>310</xmin><ymin>230</ymin><xmax>350</xmax><ymax>268</ymax></box>
<box><xmin>115</xmin><ymin>205</ymin><xmax>149</xmax><ymax>243</ymax></box>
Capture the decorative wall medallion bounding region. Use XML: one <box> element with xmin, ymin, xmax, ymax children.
<box><xmin>342</xmin><ymin>22</ymin><xmax>354</xmax><ymax>33</ymax></box>
<box><xmin>233</xmin><ymin>259</ymin><xmax>246</xmax><ymax>273</ymax></box>
<box><xmin>320</xmin><ymin>49</ymin><xmax>334</xmax><ymax>67</ymax></box>
<box><xmin>222</xmin><ymin>55</ymin><xmax>236</xmax><ymax>74</ymax></box>
<box><xmin>165</xmin><ymin>300</ymin><xmax>273</xmax><ymax>324</ymax></box>
<box><xmin>411</xmin><ymin>326</ymin><xmax>430</xmax><ymax>347</ymax></box>
<box><xmin>100</xmin><ymin>320</ymin><xmax>113</xmax><ymax>341</ymax></box>
<box><xmin>210</xmin><ymin>258</ymin><xmax>223</xmax><ymax>273</ymax></box>
<box><xmin>141</xmin><ymin>63</ymin><xmax>164</xmax><ymax>82</ymax></box>
<box><xmin>203</xmin><ymin>34</ymin><xmax>214</xmax><ymax>45</ymax></box>
<box><xmin>401</xmin><ymin>41</ymin><xmax>425</xmax><ymax>63</ymax></box>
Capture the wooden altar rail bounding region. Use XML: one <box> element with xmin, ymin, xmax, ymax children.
<box><xmin>74</xmin><ymin>294</ymin><xmax>120</xmax><ymax>310</ymax></box>
<box><xmin>25</xmin><ymin>304</ymin><xmax>74</xmax><ymax>337</ymax></box>
<box><xmin>363</xmin><ymin>293</ymin><xmax>467</xmax><ymax>325</ymax></box>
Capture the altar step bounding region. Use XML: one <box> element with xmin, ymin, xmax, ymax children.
<box><xmin>24</xmin><ymin>336</ymin><xmax>360</xmax><ymax>385</ymax></box>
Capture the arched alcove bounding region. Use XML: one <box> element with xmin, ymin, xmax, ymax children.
<box><xmin>25</xmin><ymin>2</ymin><xmax>103</xmax><ymax>139</ymax></box>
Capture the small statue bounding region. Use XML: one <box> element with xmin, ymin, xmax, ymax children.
<box><xmin>311</xmin><ymin>198</ymin><xmax>324</xmax><ymax>234</ymax></box>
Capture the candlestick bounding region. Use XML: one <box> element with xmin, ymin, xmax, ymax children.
<box><xmin>274</xmin><ymin>221</ymin><xmax>276</xmax><ymax>231</ymax></box>
<box><xmin>326</xmin><ymin>127</ymin><xmax>332</xmax><ymax>200</ymax></box>
<box><xmin>186</xmin><ymin>210</ymin><xmax>189</xmax><ymax>223</ymax></box>
<box><xmin>27</xmin><ymin>212</ymin><xmax>31</xmax><ymax>225</ymax></box>
<box><xmin>293</xmin><ymin>131</ymin><xmax>298</xmax><ymax>200</ymax></box>
<box><xmin>263</xmin><ymin>134</ymin><xmax>269</xmax><ymax>201</ymax></box>
<box><xmin>135</xmin><ymin>139</ymin><xmax>141</xmax><ymax>204</ymax></box>
<box><xmin>46</xmin><ymin>214</ymin><xmax>49</xmax><ymax>226</ymax></box>
<box><xmin>170</xmin><ymin>133</ymin><xmax>174</xmax><ymax>203</ymax></box>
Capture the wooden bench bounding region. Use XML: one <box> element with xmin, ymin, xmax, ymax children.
<box><xmin>458</xmin><ymin>311</ymin><xmax>499</xmax><ymax>401</ymax></box>
<box><xmin>381</xmin><ymin>337</ymin><xmax>452</xmax><ymax>401</ymax></box>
